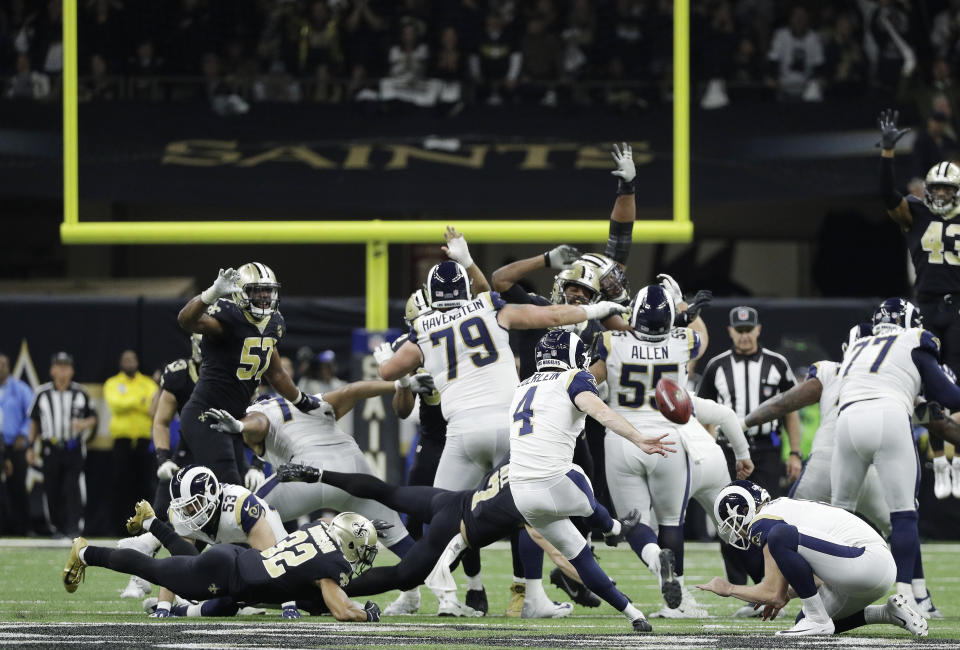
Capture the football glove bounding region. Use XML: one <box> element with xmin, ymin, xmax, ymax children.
<box><xmin>582</xmin><ymin>300</ymin><xmax>629</xmax><ymax>321</ymax></box>
<box><xmin>204</xmin><ymin>408</ymin><xmax>244</xmax><ymax>434</ymax></box>
<box><xmin>544</xmin><ymin>245</ymin><xmax>582</xmax><ymax>269</ymax></box>
<box><xmin>442</xmin><ymin>226</ymin><xmax>474</xmax><ymax>268</ymax></box>
<box><xmin>293</xmin><ymin>392</ymin><xmax>323</xmax><ymax>414</ymax></box>
<box><xmin>610</xmin><ymin>141</ymin><xmax>636</xmax><ymax>184</ymax></box>
<box><xmin>244</xmin><ymin>467</ymin><xmax>266</xmax><ymax>493</ymax></box>
<box><xmin>364</xmin><ymin>600</ymin><xmax>382</xmax><ymax>622</ymax></box>
<box><xmin>201</xmin><ymin>268</ymin><xmax>242</xmax><ymax>305</ymax></box>
<box><xmin>280</xmin><ymin>602</ymin><xmax>302</xmax><ymax>619</ymax></box>
<box><xmin>877</xmin><ymin>108</ymin><xmax>910</xmax><ymax>150</ymax></box>
<box><xmin>155</xmin><ymin>448</ymin><xmax>180</xmax><ymax>480</ymax></box>
<box><xmin>370</xmin><ymin>519</ymin><xmax>394</xmax><ymax>533</ymax></box>
<box><xmin>656</xmin><ymin>273</ymin><xmax>683</xmax><ymax>305</ymax></box>
<box><xmin>914</xmin><ymin>401</ymin><xmax>945</xmax><ymax>426</ymax></box>
<box><xmin>373</xmin><ymin>341</ymin><xmax>395</xmax><ymax>366</ymax></box>
<box><xmin>395</xmin><ymin>373</ymin><xmax>436</xmax><ymax>395</ymax></box>
<box><xmin>276</xmin><ymin>462</ymin><xmax>321</xmax><ymax>483</ymax></box>
<box><xmin>675</xmin><ymin>289</ymin><xmax>713</xmax><ymax>326</ymax></box>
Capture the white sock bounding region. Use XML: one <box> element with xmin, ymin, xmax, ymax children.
<box><xmin>935</xmin><ymin>455</ymin><xmax>948</xmax><ymax>469</ymax></box>
<box><xmin>142</xmin><ymin>517</ymin><xmax>157</xmax><ymax>532</ymax></box>
<box><xmin>801</xmin><ymin>593</ymin><xmax>830</xmax><ymax>623</ymax></box>
<box><xmin>677</xmin><ymin>574</ymin><xmax>685</xmax><ymax>587</ymax></box>
<box><xmin>525</xmin><ymin>578</ymin><xmax>547</xmax><ymax>603</ymax></box>
<box><xmin>512</xmin><ymin>576</ymin><xmax>525</xmax><ymax>586</ymax></box>
<box><xmin>640</xmin><ymin>543</ymin><xmax>660</xmax><ymax>572</ymax></box>
<box><xmin>912</xmin><ymin>578</ymin><xmax>927</xmax><ymax>600</ymax></box>
<box><xmin>864</xmin><ymin>603</ymin><xmax>888</xmax><ymax>624</ymax></box>
<box><xmin>78</xmin><ymin>547</ymin><xmax>88</xmax><ymax>565</ymax></box>
<box><xmin>156</xmin><ymin>600</ymin><xmax>171</xmax><ymax>614</ymax></box>
<box><xmin>186</xmin><ymin>603</ymin><xmax>203</xmax><ymax>617</ymax></box>
<box><xmin>896</xmin><ymin>582</ymin><xmax>913</xmax><ymax>598</ymax></box>
<box><xmin>605</xmin><ymin>520</ymin><xmax>622</xmax><ymax>537</ymax></box>
<box><xmin>621</xmin><ymin>602</ymin><xmax>643</xmax><ymax>621</ymax></box>
<box><xmin>466</xmin><ymin>573</ymin><xmax>483</xmax><ymax>591</ymax></box>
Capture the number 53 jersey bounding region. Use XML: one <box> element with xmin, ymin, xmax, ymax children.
<box><xmin>411</xmin><ymin>291</ymin><xmax>519</xmax><ymax>422</ymax></box>
<box><xmin>839</xmin><ymin>328</ymin><xmax>940</xmax><ymax>414</ymax></box>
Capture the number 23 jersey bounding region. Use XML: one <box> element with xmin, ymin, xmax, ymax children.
<box><xmin>411</xmin><ymin>291</ymin><xmax>518</xmax><ymax>422</ymax></box>
<box><xmin>186</xmin><ymin>299</ymin><xmax>285</xmax><ymax>417</ymax></box>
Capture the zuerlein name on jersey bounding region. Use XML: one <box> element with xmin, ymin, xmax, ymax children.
<box><xmin>419</xmin><ymin>296</ymin><xmax>488</xmax><ymax>331</ymax></box>
<box><xmin>519</xmin><ymin>371</ymin><xmax>564</xmax><ymax>386</ymax></box>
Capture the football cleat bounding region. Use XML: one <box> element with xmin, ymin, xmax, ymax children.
<box><xmin>549</xmin><ymin>567</ymin><xmax>601</xmax><ymax>608</ymax></box>
<box><xmin>383</xmin><ymin>589</ymin><xmax>420</xmax><ymax>616</ymax></box>
<box><xmin>776</xmin><ymin>616</ymin><xmax>835</xmax><ymax>636</ymax></box>
<box><xmin>281</xmin><ymin>605</ymin><xmax>302</xmax><ymax>619</ymax></box>
<box><xmin>604</xmin><ymin>508</ymin><xmax>641</xmax><ymax>547</ymax></box>
<box><xmin>914</xmin><ymin>589</ymin><xmax>944</xmax><ymax>619</ymax></box>
<box><xmin>505</xmin><ymin>583</ymin><xmax>525</xmax><ymax>617</ymax></box>
<box><xmin>117</xmin><ymin>532</ymin><xmax>161</xmax><ymax>556</ymax></box>
<box><xmin>237</xmin><ymin>606</ymin><xmax>267</xmax><ymax>615</ymax></box>
<box><xmin>126</xmin><ymin>500</ymin><xmax>157</xmax><ymax>535</ymax></box>
<box><xmin>120</xmin><ymin>574</ymin><xmax>152</xmax><ymax>599</ymax></box>
<box><xmin>934</xmin><ymin>457</ymin><xmax>952</xmax><ymax>500</ymax></box>
<box><xmin>886</xmin><ymin>594</ymin><xmax>929</xmax><ymax>636</ymax></box>
<box><xmin>437</xmin><ymin>594</ymin><xmax>479</xmax><ymax>617</ymax></box>
<box><xmin>149</xmin><ymin>606</ymin><xmax>172</xmax><ymax>618</ymax></box>
<box><xmin>522</xmin><ymin>598</ymin><xmax>573</xmax><ymax>619</ymax></box>
<box><xmin>62</xmin><ymin>537</ymin><xmax>88</xmax><ymax>593</ymax></box>
<box><xmin>631</xmin><ymin>616</ymin><xmax>653</xmax><ymax>633</ymax></box>
<box><xmin>733</xmin><ymin>603</ymin><xmax>763</xmax><ymax>618</ymax></box>
<box><xmin>465</xmin><ymin>588</ymin><xmax>488</xmax><ymax>616</ymax></box>
<box><xmin>651</xmin><ymin>588</ymin><xmax>710</xmax><ymax>618</ymax></box>
<box><xmin>658</xmin><ymin>548</ymin><xmax>682</xmax><ymax>609</ymax></box>
<box><xmin>953</xmin><ymin>457</ymin><xmax>960</xmax><ymax>499</ymax></box>
<box><xmin>901</xmin><ymin>594</ymin><xmax>931</xmax><ymax>620</ymax></box>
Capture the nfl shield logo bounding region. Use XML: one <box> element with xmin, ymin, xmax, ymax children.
<box><xmin>738</xmin><ymin>308</ymin><xmax>749</xmax><ymax>321</ymax></box>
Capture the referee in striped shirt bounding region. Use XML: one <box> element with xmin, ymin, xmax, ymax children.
<box><xmin>27</xmin><ymin>352</ymin><xmax>96</xmax><ymax>537</ymax></box>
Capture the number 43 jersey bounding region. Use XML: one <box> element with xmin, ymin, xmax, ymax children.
<box><xmin>839</xmin><ymin>328</ymin><xmax>940</xmax><ymax>414</ymax></box>
<box><xmin>411</xmin><ymin>291</ymin><xmax>519</xmax><ymax>422</ymax></box>
<box><xmin>187</xmin><ymin>298</ymin><xmax>285</xmax><ymax>417</ymax></box>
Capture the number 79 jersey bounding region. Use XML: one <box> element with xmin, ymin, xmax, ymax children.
<box><xmin>838</xmin><ymin>328</ymin><xmax>940</xmax><ymax>414</ymax></box>
<box><xmin>411</xmin><ymin>291</ymin><xmax>519</xmax><ymax>422</ymax></box>
<box><xmin>592</xmin><ymin>328</ymin><xmax>701</xmax><ymax>425</ymax></box>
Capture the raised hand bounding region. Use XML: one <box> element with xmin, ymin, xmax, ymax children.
<box><xmin>877</xmin><ymin>108</ymin><xmax>910</xmax><ymax>150</ymax></box>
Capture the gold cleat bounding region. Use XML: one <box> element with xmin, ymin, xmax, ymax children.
<box><xmin>63</xmin><ymin>537</ymin><xmax>88</xmax><ymax>593</ymax></box>
<box><xmin>126</xmin><ymin>500</ymin><xmax>156</xmax><ymax>535</ymax></box>
<box><xmin>505</xmin><ymin>582</ymin><xmax>525</xmax><ymax>618</ymax></box>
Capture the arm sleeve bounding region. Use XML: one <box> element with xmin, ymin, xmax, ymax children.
<box><xmin>604</xmin><ymin>219</ymin><xmax>634</xmax><ymax>264</ymax></box>
<box><xmin>881</xmin><ymin>156</ymin><xmax>903</xmax><ymax>210</ymax></box>
<box><xmin>501</xmin><ymin>284</ymin><xmax>535</xmax><ymax>305</ymax></box>
<box><xmin>238</xmin><ymin>493</ymin><xmax>265</xmax><ymax>534</ymax></box>
<box><xmin>748</xmin><ymin>516</ymin><xmax>785</xmax><ymax>549</ymax></box>
<box><xmin>691</xmin><ymin>396</ymin><xmax>750</xmax><ymax>460</ymax></box>
<box><xmin>913</xmin><ymin>344</ymin><xmax>960</xmax><ymax>410</ymax></box>
<box><xmin>567</xmin><ymin>371</ymin><xmax>600</xmax><ymax>408</ymax></box>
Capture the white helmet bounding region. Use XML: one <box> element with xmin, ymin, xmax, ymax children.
<box><xmin>713</xmin><ymin>480</ymin><xmax>771</xmax><ymax>550</ymax></box>
<box><xmin>404</xmin><ymin>288</ymin><xmax>431</xmax><ymax>326</ymax></box>
<box><xmin>328</xmin><ymin>512</ymin><xmax>379</xmax><ymax>576</ymax></box>
<box><xmin>924</xmin><ymin>161</ymin><xmax>960</xmax><ymax>215</ymax></box>
<box><xmin>233</xmin><ymin>262</ymin><xmax>281</xmax><ymax>319</ymax></box>
<box><xmin>169</xmin><ymin>465</ymin><xmax>221</xmax><ymax>533</ymax></box>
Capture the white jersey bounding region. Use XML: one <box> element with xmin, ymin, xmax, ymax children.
<box><xmin>509</xmin><ymin>368</ymin><xmax>600</xmax><ymax>481</ymax></box>
<box><xmin>807</xmin><ymin>360</ymin><xmax>840</xmax><ymax>455</ymax></box>
<box><xmin>838</xmin><ymin>328</ymin><xmax>938</xmax><ymax>414</ymax></box>
<box><xmin>169</xmin><ymin>483</ymin><xmax>286</xmax><ymax>546</ymax></box>
<box><xmin>748</xmin><ymin>497</ymin><xmax>885</xmax><ymax>550</ymax></box>
<box><xmin>246</xmin><ymin>396</ymin><xmax>352</xmax><ymax>468</ymax></box>
<box><xmin>594</xmin><ymin>327</ymin><xmax>701</xmax><ymax>426</ymax></box>
<box><xmin>412</xmin><ymin>291</ymin><xmax>519</xmax><ymax>422</ymax></box>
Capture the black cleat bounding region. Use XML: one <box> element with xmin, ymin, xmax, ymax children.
<box><xmin>465</xmin><ymin>588</ymin><xmax>488</xmax><ymax>615</ymax></box>
<box><xmin>549</xmin><ymin>567</ymin><xmax>602</xmax><ymax>608</ymax></box>
<box><xmin>605</xmin><ymin>509</ymin><xmax>642</xmax><ymax>547</ymax></box>
<box><xmin>632</xmin><ymin>616</ymin><xmax>653</xmax><ymax>633</ymax></box>
<box><xmin>658</xmin><ymin>548</ymin><xmax>682</xmax><ymax>609</ymax></box>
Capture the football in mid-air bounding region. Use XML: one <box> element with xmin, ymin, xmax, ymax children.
<box><xmin>655</xmin><ymin>377</ymin><xmax>691</xmax><ymax>425</ymax></box>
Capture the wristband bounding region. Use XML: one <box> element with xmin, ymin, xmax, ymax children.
<box><xmin>251</xmin><ymin>456</ymin><xmax>265</xmax><ymax>471</ymax></box>
<box><xmin>155</xmin><ymin>448</ymin><xmax>171</xmax><ymax>466</ymax></box>
<box><xmin>543</xmin><ymin>252</ymin><xmax>551</xmax><ymax>267</ymax></box>
<box><xmin>789</xmin><ymin>450</ymin><xmax>803</xmax><ymax>459</ymax></box>
<box><xmin>200</xmin><ymin>287</ymin><xmax>219</xmax><ymax>305</ymax></box>
<box><xmin>395</xmin><ymin>377</ymin><xmax>410</xmax><ymax>390</ymax></box>
<box><xmin>616</xmin><ymin>177</ymin><xmax>636</xmax><ymax>195</ymax></box>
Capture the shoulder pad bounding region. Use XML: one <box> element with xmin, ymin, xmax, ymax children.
<box><xmin>919</xmin><ymin>329</ymin><xmax>941</xmax><ymax>355</ymax></box>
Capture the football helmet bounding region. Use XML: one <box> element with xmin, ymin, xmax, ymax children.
<box><xmin>629</xmin><ymin>285</ymin><xmax>676</xmax><ymax>340</ymax></box>
<box><xmin>425</xmin><ymin>261</ymin><xmax>472</xmax><ymax>310</ymax></box>
<box><xmin>233</xmin><ymin>262</ymin><xmax>281</xmax><ymax>319</ymax></box>
<box><xmin>169</xmin><ymin>465</ymin><xmax>221</xmax><ymax>533</ymax></box>
<box><xmin>924</xmin><ymin>161</ymin><xmax>960</xmax><ymax>215</ymax></box>
<box><xmin>872</xmin><ymin>298</ymin><xmax>922</xmax><ymax>335</ymax></box>
<box><xmin>550</xmin><ymin>261</ymin><xmax>601</xmax><ymax>306</ymax></box>
<box><xmin>579</xmin><ymin>253</ymin><xmax>630</xmax><ymax>304</ymax></box>
<box><xmin>404</xmin><ymin>288</ymin><xmax>431</xmax><ymax>326</ymax></box>
<box><xmin>190</xmin><ymin>333</ymin><xmax>202</xmax><ymax>365</ymax></box>
<box><xmin>535</xmin><ymin>329</ymin><xmax>588</xmax><ymax>372</ymax></box>
<box><xmin>328</xmin><ymin>512</ymin><xmax>378</xmax><ymax>577</ymax></box>
<box><xmin>714</xmin><ymin>480</ymin><xmax>771</xmax><ymax>550</ymax></box>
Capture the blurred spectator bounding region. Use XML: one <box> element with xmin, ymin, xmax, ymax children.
<box><xmin>6</xmin><ymin>53</ymin><xmax>50</xmax><ymax>99</ymax></box>
<box><xmin>343</xmin><ymin>0</ymin><xmax>389</xmax><ymax>89</ymax></box>
<box><xmin>380</xmin><ymin>17</ymin><xmax>431</xmax><ymax>105</ymax></box>
<box><xmin>518</xmin><ymin>13</ymin><xmax>562</xmax><ymax>107</ymax></box>
<box><xmin>298</xmin><ymin>350</ymin><xmax>352</xmax><ymax>436</ymax></box>
<box><xmin>202</xmin><ymin>51</ymin><xmax>250</xmax><ymax>114</ymax></box>
<box><xmin>0</xmin><ymin>354</ymin><xmax>33</xmax><ymax>535</ymax></box>
<box><xmin>822</xmin><ymin>11</ymin><xmax>866</xmax><ymax>99</ymax></box>
<box><xmin>912</xmin><ymin>110</ymin><xmax>959</xmax><ymax>179</ymax></box>
<box><xmin>165</xmin><ymin>0</ymin><xmax>213</xmax><ymax>74</ymax></box>
<box><xmin>430</xmin><ymin>25</ymin><xmax>466</xmax><ymax>112</ymax></box>
<box><xmin>863</xmin><ymin>0</ymin><xmax>915</xmax><ymax>93</ymax></box>
<box><xmin>253</xmin><ymin>59</ymin><xmax>301</xmax><ymax>104</ymax></box>
<box><xmin>469</xmin><ymin>12</ymin><xmax>521</xmax><ymax>105</ymax></box>
<box><xmin>560</xmin><ymin>0</ymin><xmax>597</xmax><ymax>96</ymax></box>
<box><xmin>603</xmin><ymin>0</ymin><xmax>648</xmax><ymax>82</ymax></box>
<box><xmin>103</xmin><ymin>350</ymin><xmax>157</xmax><ymax>536</ymax></box>
<box><xmin>126</xmin><ymin>39</ymin><xmax>164</xmax><ymax>100</ymax></box>
<box><xmin>299</xmin><ymin>1</ymin><xmax>343</xmax><ymax>103</ymax></box>
<box><xmin>767</xmin><ymin>6</ymin><xmax>824</xmax><ymax>102</ymax></box>
<box><xmin>901</xmin><ymin>59</ymin><xmax>960</xmax><ymax>124</ymax></box>
<box><xmin>931</xmin><ymin>0</ymin><xmax>960</xmax><ymax>62</ymax></box>
<box><xmin>79</xmin><ymin>53</ymin><xmax>117</xmax><ymax>101</ymax></box>
<box><xmin>907</xmin><ymin>176</ymin><xmax>925</xmax><ymax>199</ymax></box>
<box><xmin>80</xmin><ymin>0</ymin><xmax>122</xmax><ymax>71</ymax></box>
<box><xmin>28</xmin><ymin>352</ymin><xmax>96</xmax><ymax>538</ymax></box>
<box><xmin>697</xmin><ymin>0</ymin><xmax>737</xmax><ymax>109</ymax></box>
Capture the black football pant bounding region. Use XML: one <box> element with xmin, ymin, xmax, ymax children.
<box><xmin>179</xmin><ymin>406</ymin><xmax>242</xmax><ymax>485</ymax></box>
<box><xmin>41</xmin><ymin>443</ymin><xmax>84</xmax><ymax>537</ymax></box>
<box><xmin>919</xmin><ymin>297</ymin><xmax>960</xmax><ymax>454</ymax></box>
<box><xmin>112</xmin><ymin>438</ymin><xmax>155</xmax><ymax>536</ymax></box>
<box><xmin>321</xmin><ymin>470</ymin><xmax>465</xmax><ymax>596</ymax></box>
<box><xmin>405</xmin><ymin>435</ymin><xmax>445</xmax><ymax>540</ymax></box>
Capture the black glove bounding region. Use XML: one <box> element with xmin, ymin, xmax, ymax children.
<box><xmin>915</xmin><ymin>401</ymin><xmax>945</xmax><ymax>425</ymax></box>
<box><xmin>293</xmin><ymin>392</ymin><xmax>322</xmax><ymax>413</ymax></box>
<box><xmin>364</xmin><ymin>600</ymin><xmax>381</xmax><ymax>622</ymax></box>
<box><xmin>276</xmin><ymin>463</ymin><xmax>321</xmax><ymax>483</ymax></box>
<box><xmin>877</xmin><ymin>108</ymin><xmax>910</xmax><ymax>150</ymax></box>
<box><xmin>370</xmin><ymin>519</ymin><xmax>394</xmax><ymax>533</ymax></box>
<box><xmin>154</xmin><ymin>447</ymin><xmax>171</xmax><ymax>468</ymax></box>
<box><xmin>250</xmin><ymin>455</ymin><xmax>266</xmax><ymax>471</ymax></box>
<box><xmin>675</xmin><ymin>289</ymin><xmax>712</xmax><ymax>326</ymax></box>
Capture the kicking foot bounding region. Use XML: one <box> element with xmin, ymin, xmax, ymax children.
<box><xmin>605</xmin><ymin>508</ymin><xmax>642</xmax><ymax>547</ymax></box>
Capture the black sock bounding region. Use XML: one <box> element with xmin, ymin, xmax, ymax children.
<box><xmin>833</xmin><ymin>609</ymin><xmax>867</xmax><ymax>633</ymax></box>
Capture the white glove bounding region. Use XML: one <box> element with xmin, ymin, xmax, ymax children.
<box><xmin>545</xmin><ymin>245</ymin><xmax>581</xmax><ymax>269</ymax></box>
<box><xmin>398</xmin><ymin>373</ymin><xmax>436</xmax><ymax>395</ymax></box>
<box><xmin>201</xmin><ymin>268</ymin><xmax>242</xmax><ymax>305</ymax></box>
<box><xmin>656</xmin><ymin>273</ymin><xmax>683</xmax><ymax>305</ymax></box>
<box><xmin>610</xmin><ymin>142</ymin><xmax>636</xmax><ymax>183</ymax></box>
<box><xmin>204</xmin><ymin>408</ymin><xmax>244</xmax><ymax>434</ymax></box>
<box><xmin>156</xmin><ymin>460</ymin><xmax>180</xmax><ymax>481</ymax></box>
<box><xmin>582</xmin><ymin>300</ymin><xmax>630</xmax><ymax>321</ymax></box>
<box><xmin>441</xmin><ymin>227</ymin><xmax>473</xmax><ymax>268</ymax></box>
<box><xmin>244</xmin><ymin>467</ymin><xmax>266</xmax><ymax>493</ymax></box>
<box><xmin>738</xmin><ymin>417</ymin><xmax>748</xmax><ymax>432</ymax></box>
<box><xmin>373</xmin><ymin>341</ymin><xmax>395</xmax><ymax>366</ymax></box>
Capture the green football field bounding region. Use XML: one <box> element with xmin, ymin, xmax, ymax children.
<box><xmin>1</xmin><ymin>539</ymin><xmax>958</xmax><ymax>649</ymax></box>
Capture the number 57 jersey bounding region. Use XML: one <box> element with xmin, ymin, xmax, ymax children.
<box><xmin>411</xmin><ymin>291</ymin><xmax>519</xmax><ymax>422</ymax></box>
<box><xmin>838</xmin><ymin>328</ymin><xmax>939</xmax><ymax>413</ymax></box>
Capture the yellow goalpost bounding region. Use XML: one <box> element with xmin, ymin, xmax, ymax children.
<box><xmin>59</xmin><ymin>0</ymin><xmax>692</xmax><ymax>330</ymax></box>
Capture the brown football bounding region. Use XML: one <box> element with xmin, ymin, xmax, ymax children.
<box><xmin>655</xmin><ymin>377</ymin><xmax>691</xmax><ymax>425</ymax></box>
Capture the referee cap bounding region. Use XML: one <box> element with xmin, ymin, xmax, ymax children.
<box><xmin>51</xmin><ymin>351</ymin><xmax>74</xmax><ymax>365</ymax></box>
<box><xmin>729</xmin><ymin>306</ymin><xmax>759</xmax><ymax>328</ymax></box>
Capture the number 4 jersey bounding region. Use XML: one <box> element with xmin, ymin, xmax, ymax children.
<box><xmin>186</xmin><ymin>298</ymin><xmax>285</xmax><ymax>417</ymax></box>
<box><xmin>411</xmin><ymin>291</ymin><xmax>519</xmax><ymax>422</ymax></box>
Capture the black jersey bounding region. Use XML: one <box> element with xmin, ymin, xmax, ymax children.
<box><xmin>904</xmin><ymin>194</ymin><xmax>960</xmax><ymax>296</ymax></box>
<box><xmin>186</xmin><ymin>299</ymin><xmax>286</xmax><ymax>417</ymax></box>
<box><xmin>159</xmin><ymin>358</ymin><xmax>198</xmax><ymax>414</ymax></box>
<box><xmin>460</xmin><ymin>461</ymin><xmax>524</xmax><ymax>547</ymax></box>
<box><xmin>234</xmin><ymin>521</ymin><xmax>352</xmax><ymax>603</ymax></box>
<box><xmin>418</xmin><ymin>398</ymin><xmax>447</xmax><ymax>441</ymax></box>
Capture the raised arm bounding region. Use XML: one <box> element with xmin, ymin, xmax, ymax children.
<box><xmin>490</xmin><ymin>245</ymin><xmax>581</xmax><ymax>293</ymax></box>
<box><xmin>877</xmin><ymin>108</ymin><xmax>912</xmax><ymax>229</ymax></box>
<box><xmin>744</xmin><ymin>377</ymin><xmax>823</xmax><ymax>428</ymax></box>
<box><xmin>607</xmin><ymin>142</ymin><xmax>636</xmax><ymax>266</ymax></box>
<box><xmin>498</xmin><ymin>301</ymin><xmax>627</xmax><ymax>331</ymax></box>
<box><xmin>177</xmin><ymin>268</ymin><xmax>243</xmax><ymax>336</ymax></box>
<box><xmin>441</xmin><ymin>227</ymin><xmax>490</xmax><ymax>294</ymax></box>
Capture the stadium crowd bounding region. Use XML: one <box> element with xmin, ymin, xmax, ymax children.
<box><xmin>3</xmin><ymin>0</ymin><xmax>960</xmax><ymax>112</ymax></box>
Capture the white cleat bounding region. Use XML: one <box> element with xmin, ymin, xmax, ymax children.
<box><xmin>902</xmin><ymin>594</ymin><xmax>931</xmax><ymax>620</ymax></box>
<box><xmin>915</xmin><ymin>589</ymin><xmax>944</xmax><ymax>620</ymax></box>
<box><xmin>886</xmin><ymin>594</ymin><xmax>929</xmax><ymax>636</ymax></box>
<box><xmin>521</xmin><ymin>598</ymin><xmax>573</xmax><ymax>619</ymax></box>
<box><xmin>934</xmin><ymin>457</ymin><xmax>952</xmax><ymax>500</ymax></box>
<box><xmin>384</xmin><ymin>589</ymin><xmax>421</xmax><ymax>616</ymax></box>
<box><xmin>776</xmin><ymin>616</ymin><xmax>835</xmax><ymax>636</ymax></box>
<box><xmin>650</xmin><ymin>589</ymin><xmax>711</xmax><ymax>619</ymax></box>
<box><xmin>237</xmin><ymin>606</ymin><xmax>266</xmax><ymax>615</ymax></box>
<box><xmin>952</xmin><ymin>457</ymin><xmax>960</xmax><ymax>499</ymax></box>
<box><xmin>120</xmin><ymin>575</ymin><xmax>151</xmax><ymax>599</ymax></box>
<box><xmin>118</xmin><ymin>532</ymin><xmax>161</xmax><ymax>555</ymax></box>
<box><xmin>732</xmin><ymin>603</ymin><xmax>763</xmax><ymax>618</ymax></box>
<box><xmin>437</xmin><ymin>594</ymin><xmax>480</xmax><ymax>617</ymax></box>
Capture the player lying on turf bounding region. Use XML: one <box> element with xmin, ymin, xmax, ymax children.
<box><xmin>63</xmin><ymin>512</ymin><xmax>383</xmax><ymax>623</ymax></box>
<box><xmin>696</xmin><ymin>480</ymin><xmax>928</xmax><ymax>637</ymax></box>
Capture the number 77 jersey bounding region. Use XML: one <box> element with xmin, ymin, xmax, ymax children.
<box><xmin>838</xmin><ymin>328</ymin><xmax>940</xmax><ymax>414</ymax></box>
<box><xmin>411</xmin><ymin>291</ymin><xmax>519</xmax><ymax>421</ymax></box>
